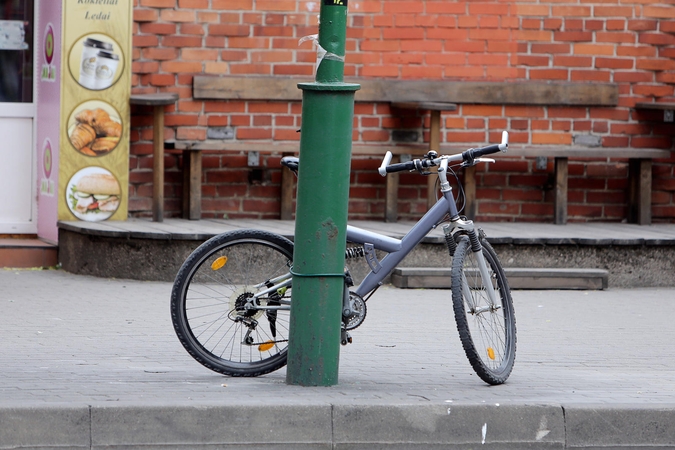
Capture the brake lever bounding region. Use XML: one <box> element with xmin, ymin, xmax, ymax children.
<box><xmin>461</xmin><ymin>157</ymin><xmax>495</xmax><ymax>168</ymax></box>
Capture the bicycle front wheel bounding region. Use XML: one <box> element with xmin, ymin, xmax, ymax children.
<box><xmin>451</xmin><ymin>234</ymin><xmax>516</xmax><ymax>385</ymax></box>
<box><xmin>171</xmin><ymin>229</ymin><xmax>294</xmax><ymax>377</ymax></box>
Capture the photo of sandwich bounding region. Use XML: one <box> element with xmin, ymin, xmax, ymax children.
<box><xmin>66</xmin><ymin>167</ymin><xmax>121</xmax><ymax>221</ymax></box>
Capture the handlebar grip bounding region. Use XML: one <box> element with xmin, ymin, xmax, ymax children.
<box><xmin>463</xmin><ymin>131</ymin><xmax>509</xmax><ymax>161</ymax></box>
<box><xmin>378</xmin><ymin>151</ymin><xmax>393</xmax><ymax>176</ymax></box>
<box><xmin>386</xmin><ymin>160</ymin><xmax>416</xmax><ymax>173</ymax></box>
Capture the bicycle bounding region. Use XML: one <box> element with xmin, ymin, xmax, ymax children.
<box><xmin>171</xmin><ymin>131</ymin><xmax>516</xmax><ymax>385</ymax></box>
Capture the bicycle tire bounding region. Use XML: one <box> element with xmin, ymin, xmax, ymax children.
<box><xmin>171</xmin><ymin>229</ymin><xmax>294</xmax><ymax>377</ymax></box>
<box><xmin>450</xmin><ymin>234</ymin><xmax>516</xmax><ymax>385</ymax></box>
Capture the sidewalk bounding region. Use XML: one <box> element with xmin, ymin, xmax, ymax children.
<box><xmin>2</xmin><ymin>269</ymin><xmax>675</xmax><ymax>448</ymax></box>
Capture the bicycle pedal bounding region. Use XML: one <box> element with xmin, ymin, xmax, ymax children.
<box><xmin>341</xmin><ymin>330</ymin><xmax>352</xmax><ymax>346</ymax></box>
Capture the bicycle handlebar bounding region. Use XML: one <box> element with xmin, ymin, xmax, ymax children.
<box><xmin>378</xmin><ymin>131</ymin><xmax>509</xmax><ymax>177</ymax></box>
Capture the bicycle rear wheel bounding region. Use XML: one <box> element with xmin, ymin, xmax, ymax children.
<box><xmin>451</xmin><ymin>234</ymin><xmax>516</xmax><ymax>385</ymax></box>
<box><xmin>171</xmin><ymin>230</ymin><xmax>294</xmax><ymax>377</ymax></box>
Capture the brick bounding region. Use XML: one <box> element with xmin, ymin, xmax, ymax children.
<box><xmin>273</xmin><ymin>65</ymin><xmax>314</xmax><ymax>76</ymax></box>
<box><xmin>555</xmin><ymin>56</ymin><xmax>593</xmax><ymax>67</ymax></box>
<box><xmin>531</xmin><ymin>43</ymin><xmax>570</xmax><ymax>54</ymax></box>
<box><xmin>555</xmin><ymin>31</ymin><xmax>593</xmax><ymax>42</ymax></box>
<box><xmin>209</xmin><ymin>24</ymin><xmax>250</xmax><ymax>36</ymax></box>
<box><xmin>228</xmin><ymin>37</ymin><xmax>270</xmax><ymax>49</ymax></box>
<box><xmin>470</xmin><ymin>29</ymin><xmax>512</xmax><ymax>41</ymax></box>
<box><xmin>594</xmin><ymin>5</ymin><xmax>634</xmax><ymax>17</ymax></box>
<box><xmin>139</xmin><ymin>0</ymin><xmax>175</xmax><ymax>6</ymax></box>
<box><xmin>639</xmin><ymin>33</ymin><xmax>675</xmax><ymax>46</ymax></box>
<box><xmin>149</xmin><ymin>74</ymin><xmax>176</xmax><ymax>86</ymax></box>
<box><xmin>179</xmin><ymin>0</ymin><xmax>208</xmax><ymax>7</ymax></box>
<box><xmin>383</xmin><ymin>1</ymin><xmax>424</xmax><ymax>14</ymax></box>
<box><xmin>571</xmin><ymin>70</ymin><xmax>611</xmax><ymax>82</ymax></box>
<box><xmin>552</xmin><ymin>6</ymin><xmax>592</xmax><ymax>16</ymax></box>
<box><xmin>596</xmin><ymin>32</ymin><xmax>636</xmax><ymax>44</ymax></box>
<box><xmin>584</xmin><ymin>20</ymin><xmax>603</xmax><ymax>32</ymax></box>
<box><xmin>204</xmin><ymin>62</ymin><xmax>229</xmax><ymax>74</ymax></box>
<box><xmin>134</xmin><ymin>9</ymin><xmax>159</xmax><ymax>22</ymax></box>
<box><xmin>361</xmin><ymin>40</ymin><xmax>400</xmax><ymax>52</ymax></box>
<box><xmin>633</xmin><ymin>85</ymin><xmax>674</xmax><ymax>97</ymax></box>
<box><xmin>565</xmin><ymin>19</ymin><xmax>584</xmax><ymax>31</ymax></box>
<box><xmin>162</xmin><ymin>36</ymin><xmax>203</xmax><ymax>47</ymax></box>
<box><xmin>176</xmin><ymin>127</ymin><xmax>206</xmax><ymax>140</ymax></box>
<box><xmin>532</xmin><ymin>133</ymin><xmax>573</xmax><ymax>145</ymax></box>
<box><xmin>383</xmin><ymin>28</ymin><xmax>424</xmax><ymax>40</ymax></box>
<box><xmin>636</xmin><ymin>59</ymin><xmax>675</xmax><ymax>71</ymax></box>
<box><xmin>595</xmin><ymin>58</ymin><xmax>634</xmax><ymax>69</ymax></box>
<box><xmin>133</xmin><ymin>61</ymin><xmax>160</xmax><ymax>73</ymax></box>
<box><xmin>530</xmin><ymin>69</ymin><xmax>569</xmax><ymax>80</ymax></box>
<box><xmin>606</xmin><ymin>20</ymin><xmax>627</xmax><ymax>31</ymax></box>
<box><xmin>140</xmin><ymin>23</ymin><xmax>177</xmax><ymax>35</ymax></box>
<box><xmin>628</xmin><ymin>19</ymin><xmax>658</xmax><ymax>31</ymax></box>
<box><xmin>617</xmin><ymin>45</ymin><xmax>657</xmax><ymax>57</ymax></box>
<box><xmin>361</xmin><ymin>65</ymin><xmax>399</xmax><ymax>77</ymax></box>
<box><xmin>426</xmin><ymin>2</ymin><xmax>466</xmax><ymax>14</ymax></box>
<box><xmin>160</xmin><ymin>61</ymin><xmax>203</xmax><ymax>73</ymax></box>
<box><xmin>574</xmin><ymin>43</ymin><xmax>615</xmax><ymax>56</ymax></box>
<box><xmin>160</xmin><ymin>10</ymin><xmax>195</xmax><ymax>22</ymax></box>
<box><xmin>515</xmin><ymin>4</ymin><xmax>550</xmax><ymax>16</ymax></box>
<box><xmin>644</xmin><ymin>5</ymin><xmax>675</xmax><ymax>19</ymax></box>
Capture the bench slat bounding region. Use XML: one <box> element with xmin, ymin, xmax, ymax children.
<box><xmin>194</xmin><ymin>76</ymin><xmax>619</xmax><ymax>106</ymax></box>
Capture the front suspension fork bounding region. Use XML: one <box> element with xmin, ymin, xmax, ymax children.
<box><xmin>443</xmin><ymin>219</ymin><xmax>498</xmax><ymax>309</ymax></box>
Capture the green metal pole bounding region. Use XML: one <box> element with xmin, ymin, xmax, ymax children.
<box><xmin>286</xmin><ymin>0</ymin><xmax>359</xmax><ymax>386</ymax></box>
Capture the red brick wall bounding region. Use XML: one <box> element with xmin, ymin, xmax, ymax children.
<box><xmin>129</xmin><ymin>0</ymin><xmax>675</xmax><ymax>222</ymax></box>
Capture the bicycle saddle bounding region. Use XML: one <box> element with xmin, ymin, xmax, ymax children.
<box><xmin>281</xmin><ymin>156</ymin><xmax>299</xmax><ymax>173</ymax></box>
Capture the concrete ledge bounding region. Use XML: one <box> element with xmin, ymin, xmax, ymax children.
<box><xmin>392</xmin><ymin>268</ymin><xmax>609</xmax><ymax>290</ymax></box>
<box><xmin>333</xmin><ymin>404</ymin><xmax>565</xmax><ymax>449</ymax></box>
<box><xmin>91</xmin><ymin>404</ymin><xmax>332</xmax><ymax>449</ymax></box>
<box><xmin>5</xmin><ymin>403</ymin><xmax>675</xmax><ymax>449</ymax></box>
<box><xmin>564</xmin><ymin>404</ymin><xmax>675</xmax><ymax>449</ymax></box>
<box><xmin>0</xmin><ymin>404</ymin><xmax>91</xmax><ymax>449</ymax></box>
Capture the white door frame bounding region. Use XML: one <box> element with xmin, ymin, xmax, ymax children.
<box><xmin>0</xmin><ymin>2</ymin><xmax>38</xmax><ymax>235</ymax></box>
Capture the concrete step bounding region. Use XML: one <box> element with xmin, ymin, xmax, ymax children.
<box><xmin>391</xmin><ymin>267</ymin><xmax>609</xmax><ymax>290</ymax></box>
<box><xmin>0</xmin><ymin>239</ymin><xmax>58</xmax><ymax>269</ymax></box>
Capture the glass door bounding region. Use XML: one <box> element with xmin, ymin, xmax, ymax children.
<box><xmin>0</xmin><ymin>0</ymin><xmax>35</xmax><ymax>233</ymax></box>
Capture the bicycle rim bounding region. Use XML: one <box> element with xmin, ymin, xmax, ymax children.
<box><xmin>171</xmin><ymin>231</ymin><xmax>293</xmax><ymax>376</ymax></box>
<box><xmin>451</xmin><ymin>236</ymin><xmax>516</xmax><ymax>385</ymax></box>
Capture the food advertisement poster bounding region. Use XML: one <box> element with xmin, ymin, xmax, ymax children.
<box><xmin>36</xmin><ymin>0</ymin><xmax>62</xmax><ymax>242</ymax></box>
<box><xmin>58</xmin><ymin>0</ymin><xmax>131</xmax><ymax>222</ymax></box>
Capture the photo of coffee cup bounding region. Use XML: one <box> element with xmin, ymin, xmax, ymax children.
<box><xmin>69</xmin><ymin>33</ymin><xmax>124</xmax><ymax>91</ymax></box>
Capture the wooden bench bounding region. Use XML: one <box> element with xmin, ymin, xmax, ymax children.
<box><xmin>504</xmin><ymin>146</ymin><xmax>671</xmax><ymax>225</ymax></box>
<box><xmin>174</xmin><ymin>141</ymin><xmax>670</xmax><ymax>225</ymax></box>
<box><xmin>180</xmin><ymin>75</ymin><xmax>623</xmax><ymax>221</ymax></box>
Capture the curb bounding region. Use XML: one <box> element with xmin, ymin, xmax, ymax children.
<box><xmin>2</xmin><ymin>403</ymin><xmax>674</xmax><ymax>449</ymax></box>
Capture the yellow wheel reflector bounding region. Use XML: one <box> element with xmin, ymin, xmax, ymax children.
<box><xmin>211</xmin><ymin>256</ymin><xmax>228</xmax><ymax>271</ymax></box>
<box><xmin>277</xmin><ymin>286</ymin><xmax>288</xmax><ymax>296</ymax></box>
<box><xmin>487</xmin><ymin>347</ymin><xmax>496</xmax><ymax>360</ymax></box>
<box><xmin>258</xmin><ymin>341</ymin><xmax>275</xmax><ymax>352</ymax></box>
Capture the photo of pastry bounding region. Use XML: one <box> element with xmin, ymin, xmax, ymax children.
<box><xmin>68</xmin><ymin>101</ymin><xmax>122</xmax><ymax>156</ymax></box>
<box><xmin>66</xmin><ymin>167</ymin><xmax>121</xmax><ymax>222</ymax></box>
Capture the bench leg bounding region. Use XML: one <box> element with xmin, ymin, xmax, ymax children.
<box><xmin>628</xmin><ymin>158</ymin><xmax>652</xmax><ymax>225</ymax></box>
<box><xmin>385</xmin><ymin>154</ymin><xmax>400</xmax><ymax>223</ymax></box>
<box><xmin>152</xmin><ymin>106</ymin><xmax>165</xmax><ymax>222</ymax></box>
<box><xmin>280</xmin><ymin>153</ymin><xmax>294</xmax><ymax>220</ymax></box>
<box><xmin>182</xmin><ymin>150</ymin><xmax>202</xmax><ymax>220</ymax></box>
<box><xmin>427</xmin><ymin>110</ymin><xmax>441</xmax><ymax>209</ymax></box>
<box><xmin>554</xmin><ymin>157</ymin><xmax>568</xmax><ymax>225</ymax></box>
<box><xmin>463</xmin><ymin>165</ymin><xmax>476</xmax><ymax>219</ymax></box>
